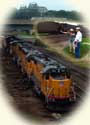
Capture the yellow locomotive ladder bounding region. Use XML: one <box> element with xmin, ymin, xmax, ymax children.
<box><xmin>42</xmin><ymin>76</ymin><xmax>55</xmax><ymax>97</ymax></box>
<box><xmin>45</xmin><ymin>87</ymin><xmax>54</xmax><ymax>103</ymax></box>
<box><xmin>47</xmin><ymin>87</ymin><xmax>54</xmax><ymax>97</ymax></box>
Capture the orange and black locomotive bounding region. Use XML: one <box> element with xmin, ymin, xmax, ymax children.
<box><xmin>4</xmin><ymin>36</ymin><xmax>76</xmax><ymax>110</ymax></box>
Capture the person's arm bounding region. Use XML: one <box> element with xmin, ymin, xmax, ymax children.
<box><xmin>60</xmin><ymin>30</ymin><xmax>69</xmax><ymax>34</ymax></box>
<box><xmin>71</xmin><ymin>33</ymin><xmax>75</xmax><ymax>36</ymax></box>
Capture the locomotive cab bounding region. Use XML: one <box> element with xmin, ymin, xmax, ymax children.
<box><xmin>41</xmin><ymin>65</ymin><xmax>75</xmax><ymax>104</ymax></box>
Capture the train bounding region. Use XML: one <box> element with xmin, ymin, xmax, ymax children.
<box><xmin>3</xmin><ymin>35</ymin><xmax>76</xmax><ymax>110</ymax></box>
<box><xmin>37</xmin><ymin>21</ymin><xmax>89</xmax><ymax>37</ymax></box>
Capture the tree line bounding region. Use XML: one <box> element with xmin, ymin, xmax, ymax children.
<box><xmin>11</xmin><ymin>3</ymin><xmax>83</xmax><ymax>21</ymax></box>
<box><xmin>45</xmin><ymin>10</ymin><xmax>82</xmax><ymax>21</ymax></box>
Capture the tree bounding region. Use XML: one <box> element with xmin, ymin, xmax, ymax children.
<box><xmin>11</xmin><ymin>3</ymin><xmax>83</xmax><ymax>21</ymax></box>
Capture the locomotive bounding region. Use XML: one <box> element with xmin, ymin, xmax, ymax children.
<box><xmin>4</xmin><ymin>36</ymin><xmax>76</xmax><ymax>110</ymax></box>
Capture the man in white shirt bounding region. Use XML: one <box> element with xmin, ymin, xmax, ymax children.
<box><xmin>73</xmin><ymin>27</ymin><xmax>82</xmax><ymax>58</ymax></box>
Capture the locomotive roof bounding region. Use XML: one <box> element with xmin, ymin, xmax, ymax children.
<box><xmin>11</xmin><ymin>40</ymin><xmax>67</xmax><ymax>70</ymax></box>
<box><xmin>16</xmin><ymin>42</ymin><xmax>32</xmax><ymax>54</ymax></box>
<box><xmin>28</xmin><ymin>51</ymin><xmax>65</xmax><ymax>68</ymax></box>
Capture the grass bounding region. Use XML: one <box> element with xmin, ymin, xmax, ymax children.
<box><xmin>64</xmin><ymin>46</ymin><xmax>75</xmax><ymax>57</ymax></box>
<box><xmin>37</xmin><ymin>33</ymin><xmax>49</xmax><ymax>36</ymax></box>
<box><xmin>80</xmin><ymin>43</ymin><xmax>90</xmax><ymax>57</ymax></box>
<box><xmin>19</xmin><ymin>31</ymin><xmax>29</xmax><ymax>36</ymax></box>
<box><xmin>64</xmin><ymin>37</ymin><xmax>90</xmax><ymax>58</ymax></box>
<box><xmin>64</xmin><ymin>43</ymin><xmax>90</xmax><ymax>58</ymax></box>
<box><xmin>82</xmin><ymin>37</ymin><xmax>90</xmax><ymax>43</ymax></box>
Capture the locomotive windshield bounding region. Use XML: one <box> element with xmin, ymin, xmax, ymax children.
<box><xmin>41</xmin><ymin>64</ymin><xmax>70</xmax><ymax>80</ymax></box>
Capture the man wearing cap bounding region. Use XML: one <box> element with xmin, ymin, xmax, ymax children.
<box><xmin>74</xmin><ymin>27</ymin><xmax>82</xmax><ymax>58</ymax></box>
<box><xmin>69</xmin><ymin>28</ymin><xmax>75</xmax><ymax>53</ymax></box>
<box><xmin>61</xmin><ymin>28</ymin><xmax>75</xmax><ymax>53</ymax></box>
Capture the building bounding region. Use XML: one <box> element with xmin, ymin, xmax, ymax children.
<box><xmin>38</xmin><ymin>6</ymin><xmax>48</xmax><ymax>15</ymax></box>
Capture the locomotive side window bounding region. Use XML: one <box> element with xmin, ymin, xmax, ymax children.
<box><xmin>41</xmin><ymin>68</ymin><xmax>50</xmax><ymax>80</ymax></box>
<box><xmin>43</xmin><ymin>73</ymin><xmax>49</xmax><ymax>80</ymax></box>
<box><xmin>50</xmin><ymin>69</ymin><xmax>59</xmax><ymax>77</ymax></box>
<box><xmin>26</xmin><ymin>58</ymin><xmax>31</xmax><ymax>62</ymax></box>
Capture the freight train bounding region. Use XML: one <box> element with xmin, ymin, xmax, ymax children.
<box><xmin>3</xmin><ymin>36</ymin><xmax>76</xmax><ymax>110</ymax></box>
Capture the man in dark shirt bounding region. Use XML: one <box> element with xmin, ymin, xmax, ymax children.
<box><xmin>61</xmin><ymin>28</ymin><xmax>75</xmax><ymax>53</ymax></box>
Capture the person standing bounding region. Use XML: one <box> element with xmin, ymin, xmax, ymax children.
<box><xmin>74</xmin><ymin>27</ymin><xmax>82</xmax><ymax>58</ymax></box>
<box><xmin>61</xmin><ymin>28</ymin><xmax>75</xmax><ymax>53</ymax></box>
<box><xmin>69</xmin><ymin>29</ymin><xmax>75</xmax><ymax>53</ymax></box>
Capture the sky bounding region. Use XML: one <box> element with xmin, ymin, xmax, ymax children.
<box><xmin>16</xmin><ymin>0</ymin><xmax>77</xmax><ymax>11</ymax></box>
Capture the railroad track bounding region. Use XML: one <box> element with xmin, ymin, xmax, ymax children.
<box><xmin>0</xmin><ymin>38</ymin><xmax>88</xmax><ymax>121</ymax></box>
<box><xmin>28</xmin><ymin>45</ymin><xmax>88</xmax><ymax>99</ymax></box>
<box><xmin>75</xmin><ymin>84</ymin><xmax>86</xmax><ymax>100</ymax></box>
<box><xmin>1</xmin><ymin>51</ymin><xmax>64</xmax><ymax>121</ymax></box>
<box><xmin>2</xmin><ymin>44</ymin><xmax>86</xmax><ymax>101</ymax></box>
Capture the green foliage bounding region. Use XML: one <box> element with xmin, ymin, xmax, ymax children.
<box><xmin>45</xmin><ymin>10</ymin><xmax>82</xmax><ymax>21</ymax></box>
<box><xmin>11</xmin><ymin>3</ymin><xmax>82</xmax><ymax>21</ymax></box>
<box><xmin>64</xmin><ymin>43</ymin><xmax>90</xmax><ymax>58</ymax></box>
<box><xmin>80</xmin><ymin>43</ymin><xmax>90</xmax><ymax>57</ymax></box>
<box><xmin>82</xmin><ymin>37</ymin><xmax>90</xmax><ymax>43</ymax></box>
<box><xmin>18</xmin><ymin>31</ymin><xmax>30</xmax><ymax>36</ymax></box>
